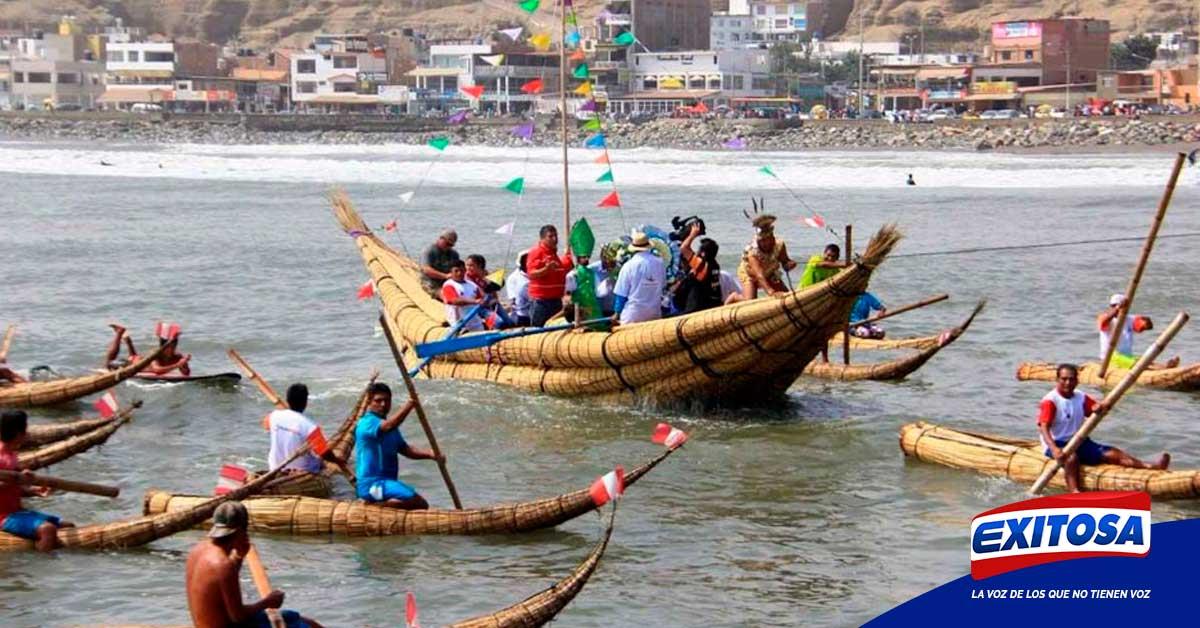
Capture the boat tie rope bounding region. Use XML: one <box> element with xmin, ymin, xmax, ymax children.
<box><xmin>893</xmin><ymin>231</ymin><xmax>1200</xmax><ymax>259</ymax></box>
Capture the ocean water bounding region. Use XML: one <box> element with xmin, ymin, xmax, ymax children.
<box><xmin>1</xmin><ymin>139</ymin><xmax>1199</xmax><ymax>626</ymax></box>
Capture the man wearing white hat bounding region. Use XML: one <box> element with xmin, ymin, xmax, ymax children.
<box><xmin>1097</xmin><ymin>293</ymin><xmax>1180</xmax><ymax>370</ymax></box>
<box><xmin>612</xmin><ymin>231</ymin><xmax>667</xmax><ymax>326</ymax></box>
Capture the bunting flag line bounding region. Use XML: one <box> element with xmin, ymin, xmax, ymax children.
<box><xmin>479</xmin><ymin>54</ymin><xmax>505</xmax><ymax>66</ymax></box>
<box><xmin>573</xmin><ymin>81</ymin><xmax>593</xmax><ymax>96</ymax></box>
<box><xmin>565</xmin><ymin>31</ymin><xmax>581</xmax><ymax>47</ymax></box>
<box><xmin>723</xmin><ymin>137</ymin><xmax>747</xmax><ymax>150</ymax></box>
<box><xmin>582</xmin><ymin>117</ymin><xmax>602</xmax><ymax>131</ymax></box>
<box><xmin>447</xmin><ymin>110</ymin><xmax>469</xmax><ymax>124</ymax></box>
<box><xmin>530</xmin><ymin>33</ymin><xmax>551</xmax><ymax>51</ymax></box>
<box><xmin>585</xmin><ymin>133</ymin><xmax>605</xmax><ymax>148</ymax></box>
<box><xmin>215</xmin><ymin>464</ymin><xmax>249</xmax><ymax>495</ymax></box>
<box><xmin>569</xmin><ymin>49</ymin><xmax>586</xmax><ymax>62</ymax></box>
<box><xmin>495</xmin><ymin>222</ymin><xmax>515</xmax><ymax>235</ymax></box>
<box><xmin>306</xmin><ymin>427</ymin><xmax>329</xmax><ymax>456</ymax></box>
<box><xmin>567</xmin><ymin>12</ymin><xmax>578</xmax><ymax>26</ymax></box>
<box><xmin>518</xmin><ymin>0</ymin><xmax>540</xmax><ymax>13</ymax></box>
<box><xmin>614</xmin><ymin>31</ymin><xmax>635</xmax><ymax>46</ymax></box>
<box><xmin>94</xmin><ymin>391</ymin><xmax>118</xmax><ymax>419</ymax></box>
<box><xmin>519</xmin><ymin>78</ymin><xmax>544</xmax><ymax>94</ymax></box>
<box><xmin>594</xmin><ymin>153</ymin><xmax>610</xmax><ymax>164</ymax></box>
<box><xmin>572</xmin><ymin>63</ymin><xmax>590</xmax><ymax>79</ymax></box>
<box><xmin>597</xmin><ymin>191</ymin><xmax>621</xmax><ymax>207</ymax></box>
<box><xmin>651</xmin><ymin>423</ymin><xmax>689</xmax><ymax>450</ymax></box>
<box><xmin>596</xmin><ymin>169</ymin><xmax>613</xmax><ymax>183</ymax></box>
<box><xmin>512</xmin><ymin>122</ymin><xmax>534</xmax><ymax>140</ymax></box>
<box><xmin>589</xmin><ymin>466</ymin><xmax>625</xmax><ymax>506</ymax></box>
<box><xmin>758</xmin><ymin>165</ymin><xmax>776</xmax><ymax>177</ymax></box>
<box><xmin>579</xmin><ymin>99</ymin><xmax>597</xmax><ymax>112</ymax></box>
<box><xmin>406</xmin><ymin>592</ymin><xmax>420</xmax><ymax>628</ymax></box>
<box><xmin>503</xmin><ymin>177</ymin><xmax>525</xmax><ymax>195</ymax></box>
<box><xmin>499</xmin><ymin>27</ymin><xmax>523</xmax><ymax>41</ymax></box>
<box><xmin>460</xmin><ymin>85</ymin><xmax>484</xmax><ymax>99</ymax></box>
<box><xmin>803</xmin><ymin>215</ymin><xmax>826</xmax><ymax>229</ymax></box>
<box><xmin>357</xmin><ymin>279</ymin><xmax>376</xmax><ymax>301</ymax></box>
<box><xmin>428</xmin><ymin>136</ymin><xmax>451</xmax><ymax>151</ymax></box>
<box><xmin>383</xmin><ymin>220</ymin><xmax>397</xmax><ymax>232</ymax></box>
<box><xmin>399</xmin><ymin>191</ymin><xmax>415</xmax><ymax>204</ymax></box>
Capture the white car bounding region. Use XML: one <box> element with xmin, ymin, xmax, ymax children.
<box><xmin>928</xmin><ymin>109</ymin><xmax>957</xmax><ymax>121</ymax></box>
<box><xmin>131</xmin><ymin>103</ymin><xmax>163</xmax><ymax>113</ymax></box>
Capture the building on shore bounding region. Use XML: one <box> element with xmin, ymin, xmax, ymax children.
<box><xmin>711</xmin><ymin>0</ymin><xmax>827</xmax><ymax>50</ymax></box>
<box><xmin>607</xmin><ymin>48</ymin><xmax>773</xmax><ymax>113</ymax></box>
<box><xmin>630</xmin><ymin>0</ymin><xmax>713</xmax><ymax>52</ymax></box>
<box><xmin>403</xmin><ymin>42</ymin><xmax>561</xmax><ymax>115</ymax></box>
<box><xmin>1096</xmin><ymin>66</ymin><xmax>1199</xmax><ymax>108</ymax></box>
<box><xmin>290</xmin><ymin>34</ymin><xmax>405</xmax><ymax>113</ymax></box>
<box><xmin>8</xmin><ymin>18</ymin><xmax>104</xmax><ymax>110</ymax></box>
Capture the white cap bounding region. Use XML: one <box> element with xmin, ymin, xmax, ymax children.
<box><xmin>1109</xmin><ymin>293</ymin><xmax>1126</xmax><ymax>307</ymax></box>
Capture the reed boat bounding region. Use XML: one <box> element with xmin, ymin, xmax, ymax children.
<box><xmin>0</xmin><ymin>344</ymin><xmax>164</xmax><ymax>409</ymax></box>
<box><xmin>19</xmin><ymin>403</ymin><xmax>140</xmax><ymax>471</ymax></box>
<box><xmin>827</xmin><ymin>332</ymin><xmax>945</xmax><ymax>352</ymax></box>
<box><xmin>333</xmin><ymin>191</ymin><xmax>901</xmax><ymax>405</ymax></box>
<box><xmin>0</xmin><ymin>451</ymin><xmax>299</xmax><ymax>551</ymax></box>
<box><xmin>142</xmin><ymin>447</ymin><xmax>677</xmax><ymax>536</ymax></box>
<box><xmin>1016</xmin><ymin>361</ymin><xmax>1200</xmax><ymax>391</ymax></box>
<box><xmin>804</xmin><ymin>302</ymin><xmax>983</xmax><ymax>382</ymax></box>
<box><xmin>899</xmin><ymin>421</ymin><xmax>1200</xmax><ymax>498</ymax></box>
<box><xmin>25</xmin><ymin>415</ymin><xmax>113</xmax><ymax>448</ymax></box>
<box><xmin>251</xmin><ymin>470</ymin><xmax>335</xmax><ymax>498</ymax></box>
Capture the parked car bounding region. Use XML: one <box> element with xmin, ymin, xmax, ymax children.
<box><xmin>131</xmin><ymin>103</ymin><xmax>163</xmax><ymax>113</ymax></box>
<box><xmin>52</xmin><ymin>103</ymin><xmax>82</xmax><ymax>112</ymax></box>
<box><xmin>928</xmin><ymin>108</ymin><xmax>957</xmax><ymax>121</ymax></box>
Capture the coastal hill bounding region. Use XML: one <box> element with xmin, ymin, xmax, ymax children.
<box><xmin>0</xmin><ymin>1</ymin><xmax>1184</xmax><ymax>48</ymax></box>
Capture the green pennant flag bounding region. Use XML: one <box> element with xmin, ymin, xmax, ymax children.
<box><xmin>518</xmin><ymin>0</ymin><xmax>540</xmax><ymax>13</ymax></box>
<box><xmin>428</xmin><ymin>136</ymin><xmax>451</xmax><ymax>151</ymax></box>
<box><xmin>596</xmin><ymin>169</ymin><xmax>613</xmax><ymax>183</ymax></box>
<box><xmin>582</xmin><ymin>117</ymin><xmax>602</xmax><ymax>131</ymax></box>
<box><xmin>614</xmin><ymin>31</ymin><xmax>635</xmax><ymax>46</ymax></box>
<box><xmin>758</xmin><ymin>165</ymin><xmax>776</xmax><ymax>177</ymax></box>
<box><xmin>572</xmin><ymin>63</ymin><xmax>589</xmax><ymax>79</ymax></box>
<box><xmin>567</xmin><ymin>13</ymin><xmax>578</xmax><ymax>26</ymax></box>
<box><xmin>569</xmin><ymin>217</ymin><xmax>595</xmax><ymax>258</ymax></box>
<box><xmin>503</xmin><ymin>177</ymin><xmax>525</xmax><ymax>194</ymax></box>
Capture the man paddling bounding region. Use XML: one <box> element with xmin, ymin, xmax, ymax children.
<box><xmin>1097</xmin><ymin>294</ymin><xmax>1180</xmax><ymax>370</ymax></box>
<box><xmin>1</xmin><ymin>410</ymin><xmax>72</xmax><ymax>551</ymax></box>
<box><xmin>1037</xmin><ymin>363</ymin><xmax>1169</xmax><ymax>493</ymax></box>
<box><xmin>353</xmin><ymin>383</ymin><xmax>443</xmax><ymax>510</ymax></box>
<box><xmin>186</xmin><ymin>501</ymin><xmax>323</xmax><ymax>628</ymax></box>
<box><xmin>103</xmin><ymin>323</ymin><xmax>191</xmax><ymax>377</ymax></box>
<box><xmin>264</xmin><ymin>384</ymin><xmax>348</xmax><ymax>475</ymax></box>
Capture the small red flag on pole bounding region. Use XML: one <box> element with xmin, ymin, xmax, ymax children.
<box><xmin>597</xmin><ymin>191</ymin><xmax>621</xmax><ymax>208</ymax></box>
<box><xmin>357</xmin><ymin>280</ymin><xmax>376</xmax><ymax>300</ymax></box>
<box><xmin>94</xmin><ymin>391</ymin><xmax>118</xmax><ymax>419</ymax></box>
<box><xmin>519</xmin><ymin>78</ymin><xmax>544</xmax><ymax>94</ymax></box>
<box><xmin>460</xmin><ymin>85</ymin><xmax>484</xmax><ymax>99</ymax></box>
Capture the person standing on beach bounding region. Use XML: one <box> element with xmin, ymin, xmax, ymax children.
<box><xmin>421</xmin><ymin>230</ymin><xmax>461</xmax><ymax>299</ymax></box>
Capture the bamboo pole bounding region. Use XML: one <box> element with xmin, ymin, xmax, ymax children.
<box><xmin>843</xmin><ymin>225</ymin><xmax>853</xmax><ymax>365</ymax></box>
<box><xmin>1098</xmin><ymin>152</ymin><xmax>1185</xmax><ymax>378</ymax></box>
<box><xmin>0</xmin><ymin>324</ymin><xmax>14</xmax><ymax>363</ymax></box>
<box><xmin>849</xmin><ymin>293</ymin><xmax>948</xmax><ymax>327</ymax></box>
<box><xmin>1030</xmin><ymin>311</ymin><xmax>1189</xmax><ymax>495</ymax></box>
<box><xmin>378</xmin><ymin>314</ymin><xmax>464</xmax><ymax>509</ymax></box>
<box><xmin>245</xmin><ymin>545</ymin><xmax>286</xmax><ymax>628</ymax></box>
<box><xmin>558</xmin><ymin>2</ymin><xmax>571</xmax><ymax>239</ymax></box>
<box><xmin>0</xmin><ymin>469</ymin><xmax>119</xmax><ymax>498</ymax></box>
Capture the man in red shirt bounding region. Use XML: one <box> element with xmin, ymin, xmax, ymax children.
<box><xmin>525</xmin><ymin>225</ymin><xmax>574</xmax><ymax>327</ymax></box>
<box><xmin>1</xmin><ymin>410</ymin><xmax>72</xmax><ymax>551</ymax></box>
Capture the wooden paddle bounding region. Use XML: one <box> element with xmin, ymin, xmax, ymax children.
<box><xmin>245</xmin><ymin>544</ymin><xmax>286</xmax><ymax>628</ymax></box>
<box><xmin>1098</xmin><ymin>152</ymin><xmax>1185</xmax><ymax>378</ymax></box>
<box><xmin>0</xmin><ymin>469</ymin><xmax>119</xmax><ymax>498</ymax></box>
<box><xmin>842</xmin><ymin>226</ymin><xmax>853</xmax><ymax>365</ymax></box>
<box><xmin>1030</xmin><ymin>311</ymin><xmax>1189</xmax><ymax>495</ymax></box>
<box><xmin>848</xmin><ymin>293</ymin><xmax>949</xmax><ymax>327</ymax></box>
<box><xmin>0</xmin><ymin>324</ymin><xmax>14</xmax><ymax>363</ymax></box>
<box><xmin>379</xmin><ymin>314</ymin><xmax>463</xmax><ymax>509</ymax></box>
<box><xmin>226</xmin><ymin>349</ymin><xmax>357</xmax><ymax>488</ymax></box>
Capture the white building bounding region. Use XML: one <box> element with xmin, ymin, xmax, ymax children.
<box><xmin>712</xmin><ymin>1</ymin><xmax>813</xmax><ymax>49</ymax></box>
<box><xmin>610</xmin><ymin>49</ymin><xmax>774</xmax><ymax>113</ymax></box>
<box><xmin>290</xmin><ymin>42</ymin><xmax>390</xmax><ymax>111</ymax></box>
<box><xmin>407</xmin><ymin>44</ymin><xmax>560</xmax><ymax>114</ymax></box>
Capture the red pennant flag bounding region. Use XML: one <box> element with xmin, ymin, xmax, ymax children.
<box><xmin>155</xmin><ymin>321</ymin><xmax>181</xmax><ymax>341</ymax></box>
<box><xmin>357</xmin><ymin>279</ymin><xmax>376</xmax><ymax>300</ymax></box>
<box><xmin>589</xmin><ymin>466</ymin><xmax>625</xmax><ymax>506</ymax></box>
<box><xmin>569</xmin><ymin>49</ymin><xmax>586</xmax><ymax>62</ymax></box>
<box><xmin>651</xmin><ymin>423</ymin><xmax>688</xmax><ymax>449</ymax></box>
<box><xmin>803</xmin><ymin>214</ymin><xmax>826</xmax><ymax>229</ymax></box>
<box><xmin>94</xmin><ymin>391</ymin><xmax>118</xmax><ymax>419</ymax></box>
<box><xmin>215</xmin><ymin>464</ymin><xmax>249</xmax><ymax>495</ymax></box>
<box><xmin>597</xmin><ymin>191</ymin><xmax>621</xmax><ymax>208</ymax></box>
<box><xmin>306</xmin><ymin>426</ymin><xmax>329</xmax><ymax>456</ymax></box>
<box><xmin>593</xmin><ymin>153</ymin><xmax>610</xmax><ymax>164</ymax></box>
<box><xmin>383</xmin><ymin>220</ymin><xmax>397</xmax><ymax>232</ymax></box>
<box><xmin>460</xmin><ymin>85</ymin><xmax>484</xmax><ymax>99</ymax></box>
<box><xmin>520</xmin><ymin>78</ymin><xmax>544</xmax><ymax>94</ymax></box>
<box><xmin>405</xmin><ymin>592</ymin><xmax>420</xmax><ymax>628</ymax></box>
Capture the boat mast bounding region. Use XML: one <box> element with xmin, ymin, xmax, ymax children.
<box><xmin>559</xmin><ymin>0</ymin><xmax>571</xmax><ymax>239</ymax></box>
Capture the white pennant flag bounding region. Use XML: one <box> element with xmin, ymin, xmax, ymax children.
<box><xmin>499</xmin><ymin>27</ymin><xmax>523</xmax><ymax>41</ymax></box>
<box><xmin>399</xmin><ymin>191</ymin><xmax>415</xmax><ymax>204</ymax></box>
<box><xmin>480</xmin><ymin>54</ymin><xmax>505</xmax><ymax>66</ymax></box>
<box><xmin>494</xmin><ymin>222</ymin><xmax>514</xmax><ymax>236</ymax></box>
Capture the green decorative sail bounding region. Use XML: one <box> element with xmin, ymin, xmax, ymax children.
<box><xmin>569</xmin><ymin>217</ymin><xmax>595</xmax><ymax>258</ymax></box>
<box><xmin>572</xmin><ymin>264</ymin><xmax>602</xmax><ymax>322</ymax></box>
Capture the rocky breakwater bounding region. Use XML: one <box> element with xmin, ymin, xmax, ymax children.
<box><xmin>2</xmin><ymin>112</ymin><xmax>1199</xmax><ymax>152</ymax></box>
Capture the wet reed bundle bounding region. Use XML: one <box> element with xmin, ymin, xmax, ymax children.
<box><xmin>899</xmin><ymin>421</ymin><xmax>1200</xmax><ymax>498</ymax></box>
<box><xmin>1016</xmin><ymin>361</ymin><xmax>1200</xmax><ymax>391</ymax></box>
<box><xmin>143</xmin><ymin>448</ymin><xmax>676</xmax><ymax>536</ymax></box>
<box><xmin>18</xmin><ymin>403</ymin><xmax>139</xmax><ymax>470</ymax></box>
<box><xmin>24</xmin><ymin>415</ymin><xmax>113</xmax><ymax>448</ymax></box>
<box><xmin>332</xmin><ymin>190</ymin><xmax>902</xmax><ymax>405</ymax></box>
<box><xmin>253</xmin><ymin>471</ymin><xmax>334</xmax><ymax>498</ymax></box>
<box><xmin>0</xmin><ymin>344</ymin><xmax>165</xmax><ymax>408</ymax></box>
<box><xmin>827</xmin><ymin>333</ymin><xmax>941</xmax><ymax>351</ymax></box>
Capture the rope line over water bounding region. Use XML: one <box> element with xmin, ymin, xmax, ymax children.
<box><xmin>891</xmin><ymin>232</ymin><xmax>1200</xmax><ymax>259</ymax></box>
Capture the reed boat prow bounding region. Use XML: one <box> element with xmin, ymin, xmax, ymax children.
<box><xmin>1016</xmin><ymin>360</ymin><xmax>1200</xmax><ymax>391</ymax></box>
<box><xmin>18</xmin><ymin>402</ymin><xmax>141</xmax><ymax>470</ymax></box>
<box><xmin>0</xmin><ymin>343</ymin><xmax>166</xmax><ymax>408</ymax></box>
<box><xmin>333</xmin><ymin>190</ymin><xmax>901</xmax><ymax>405</ymax></box>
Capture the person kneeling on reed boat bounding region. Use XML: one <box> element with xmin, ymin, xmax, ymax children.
<box><xmin>104</xmin><ymin>323</ymin><xmax>191</xmax><ymax>377</ymax></box>
<box><xmin>187</xmin><ymin>501</ymin><xmax>323</xmax><ymax>628</ymax></box>
<box><xmin>1098</xmin><ymin>294</ymin><xmax>1180</xmax><ymax>370</ymax></box>
<box><xmin>850</xmin><ymin>291</ymin><xmax>887</xmax><ymax>339</ymax></box>
<box><xmin>0</xmin><ymin>411</ymin><xmax>73</xmax><ymax>551</ymax></box>
<box><xmin>737</xmin><ymin>212</ymin><xmax>797</xmax><ymax>300</ymax></box>
<box><xmin>1038</xmin><ymin>363</ymin><xmax>1169</xmax><ymax>493</ymax></box>
<box><xmin>265</xmin><ymin>384</ymin><xmax>348</xmax><ymax>475</ymax></box>
<box><xmin>354</xmin><ymin>383</ymin><xmax>443</xmax><ymax>510</ymax></box>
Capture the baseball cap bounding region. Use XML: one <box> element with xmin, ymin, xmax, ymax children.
<box><xmin>208</xmin><ymin>501</ymin><xmax>249</xmax><ymax>539</ymax></box>
<box><xmin>1109</xmin><ymin>293</ymin><xmax>1127</xmax><ymax>307</ymax></box>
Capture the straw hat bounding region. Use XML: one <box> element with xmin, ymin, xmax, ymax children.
<box><xmin>628</xmin><ymin>231</ymin><xmax>653</xmax><ymax>251</ymax></box>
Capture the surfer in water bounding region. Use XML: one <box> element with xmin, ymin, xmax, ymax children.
<box><xmin>906</xmin><ymin>174</ymin><xmax>916</xmax><ymax>186</ymax></box>
<box><xmin>102</xmin><ymin>323</ymin><xmax>191</xmax><ymax>377</ymax></box>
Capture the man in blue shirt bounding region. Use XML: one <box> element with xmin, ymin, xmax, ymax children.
<box><xmin>850</xmin><ymin>292</ymin><xmax>887</xmax><ymax>339</ymax></box>
<box><xmin>353</xmin><ymin>383</ymin><xmax>443</xmax><ymax>510</ymax></box>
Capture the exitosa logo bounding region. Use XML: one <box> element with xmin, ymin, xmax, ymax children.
<box><xmin>969</xmin><ymin>491</ymin><xmax>1151</xmax><ymax>580</ymax></box>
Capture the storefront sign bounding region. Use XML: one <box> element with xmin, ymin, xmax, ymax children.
<box><xmin>992</xmin><ymin>22</ymin><xmax>1042</xmax><ymax>39</ymax></box>
<box><xmin>971</xmin><ymin>81</ymin><xmax>1017</xmax><ymax>96</ymax></box>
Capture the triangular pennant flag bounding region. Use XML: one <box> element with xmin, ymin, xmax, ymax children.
<box><xmin>406</xmin><ymin>592</ymin><xmax>420</xmax><ymax>628</ymax></box>
<box><xmin>758</xmin><ymin>165</ymin><xmax>776</xmax><ymax>177</ymax></box>
<box><xmin>357</xmin><ymin>279</ymin><xmax>376</xmax><ymax>300</ymax></box>
<box><xmin>569</xmin><ymin>49</ymin><xmax>586</xmax><ymax>62</ymax></box>
<box><xmin>460</xmin><ymin>85</ymin><xmax>484</xmax><ymax>99</ymax></box>
<box><xmin>567</xmin><ymin>13</ymin><xmax>578</xmax><ymax>26</ymax></box>
<box><xmin>573</xmin><ymin>81</ymin><xmax>593</xmax><ymax>96</ymax></box>
<box><xmin>215</xmin><ymin>464</ymin><xmax>249</xmax><ymax>496</ymax></box>
<box><xmin>596</xmin><ymin>169</ymin><xmax>613</xmax><ymax>183</ymax></box>
<box><xmin>565</xmin><ymin>31</ymin><xmax>581</xmax><ymax>47</ymax></box>
<box><xmin>447</xmin><ymin>110</ymin><xmax>469</xmax><ymax>124</ymax></box>
<box><xmin>518</xmin><ymin>0</ymin><xmax>540</xmax><ymax>13</ymax></box>
<box><xmin>597</xmin><ymin>191</ymin><xmax>621</xmax><ymax>208</ymax></box>
<box><xmin>593</xmin><ymin>153</ymin><xmax>610</xmax><ymax>164</ymax></box>
<box><xmin>519</xmin><ymin>78</ymin><xmax>544</xmax><ymax>95</ymax></box>
<box><xmin>428</xmin><ymin>136</ymin><xmax>451</xmax><ymax>151</ymax></box>
<box><xmin>499</xmin><ymin>27</ymin><xmax>523</xmax><ymax>41</ymax></box>
<box><xmin>589</xmin><ymin>466</ymin><xmax>625</xmax><ymax>506</ymax></box>
<box><xmin>803</xmin><ymin>214</ymin><xmax>826</xmax><ymax>229</ymax></box>
<box><xmin>480</xmin><ymin>54</ymin><xmax>505</xmax><ymax>66</ymax></box>
<box><xmin>399</xmin><ymin>191</ymin><xmax>415</xmax><ymax>204</ymax></box>
<box><xmin>512</xmin><ymin>122</ymin><xmax>534</xmax><ymax>140</ymax></box>
<box><xmin>306</xmin><ymin>426</ymin><xmax>329</xmax><ymax>456</ymax></box>
<box><xmin>503</xmin><ymin>177</ymin><xmax>525</xmax><ymax>195</ymax></box>
<box><xmin>614</xmin><ymin>31</ymin><xmax>635</xmax><ymax>46</ymax></box>
<box><xmin>94</xmin><ymin>391</ymin><xmax>118</xmax><ymax>419</ymax></box>
<box><xmin>651</xmin><ymin>423</ymin><xmax>689</xmax><ymax>449</ymax></box>
<box><xmin>572</xmin><ymin>63</ymin><xmax>590</xmax><ymax>79</ymax></box>
<box><xmin>494</xmin><ymin>222</ymin><xmax>515</xmax><ymax>236</ymax></box>
<box><xmin>584</xmin><ymin>133</ymin><xmax>605</xmax><ymax>148</ymax></box>
<box><xmin>383</xmin><ymin>220</ymin><xmax>397</xmax><ymax>232</ymax></box>
<box><xmin>155</xmin><ymin>321</ymin><xmax>181</xmax><ymax>341</ymax></box>
<box><xmin>530</xmin><ymin>33</ymin><xmax>551</xmax><ymax>51</ymax></box>
<box><xmin>582</xmin><ymin>117</ymin><xmax>601</xmax><ymax>131</ymax></box>
<box><xmin>723</xmin><ymin>137</ymin><xmax>747</xmax><ymax>150</ymax></box>
<box><xmin>579</xmin><ymin>99</ymin><xmax>597</xmax><ymax>112</ymax></box>
<box><xmin>487</xmin><ymin>268</ymin><xmax>506</xmax><ymax>285</ymax></box>
<box><xmin>570</xmin><ymin>217</ymin><xmax>595</xmax><ymax>257</ymax></box>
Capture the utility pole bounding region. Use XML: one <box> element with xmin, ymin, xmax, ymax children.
<box><xmin>858</xmin><ymin>5</ymin><xmax>864</xmax><ymax>115</ymax></box>
<box><xmin>1066</xmin><ymin>44</ymin><xmax>1071</xmax><ymax>112</ymax></box>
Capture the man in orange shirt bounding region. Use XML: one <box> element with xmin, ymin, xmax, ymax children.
<box><xmin>525</xmin><ymin>225</ymin><xmax>574</xmax><ymax>327</ymax></box>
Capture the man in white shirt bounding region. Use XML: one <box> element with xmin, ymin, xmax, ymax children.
<box><xmin>505</xmin><ymin>252</ymin><xmax>532</xmax><ymax>327</ymax></box>
<box><xmin>265</xmin><ymin>384</ymin><xmax>345</xmax><ymax>474</ymax></box>
<box><xmin>613</xmin><ymin>231</ymin><xmax>667</xmax><ymax>326</ymax></box>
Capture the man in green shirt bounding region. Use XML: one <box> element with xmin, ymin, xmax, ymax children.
<box><xmin>800</xmin><ymin>244</ymin><xmax>848</xmax><ymax>288</ymax></box>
